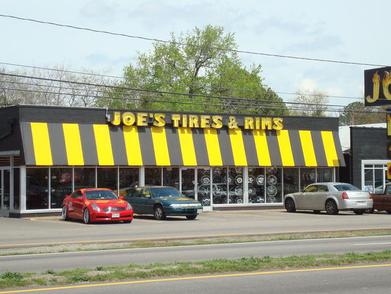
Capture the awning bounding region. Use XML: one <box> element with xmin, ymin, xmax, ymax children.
<box><xmin>20</xmin><ymin>122</ymin><xmax>345</xmax><ymax>167</ymax></box>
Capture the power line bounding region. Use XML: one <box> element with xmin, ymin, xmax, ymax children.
<box><xmin>0</xmin><ymin>14</ymin><xmax>388</xmax><ymax>68</ymax></box>
<box><xmin>3</xmin><ymin>86</ymin><xmax>383</xmax><ymax>115</ymax></box>
<box><xmin>0</xmin><ymin>72</ymin><xmax>364</xmax><ymax>109</ymax></box>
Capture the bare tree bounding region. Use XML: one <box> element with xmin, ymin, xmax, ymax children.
<box><xmin>291</xmin><ymin>90</ymin><xmax>329</xmax><ymax>116</ymax></box>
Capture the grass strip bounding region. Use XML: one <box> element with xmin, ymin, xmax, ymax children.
<box><xmin>1</xmin><ymin>250</ymin><xmax>391</xmax><ymax>289</ymax></box>
<box><xmin>1</xmin><ymin>228</ymin><xmax>391</xmax><ymax>256</ymax></box>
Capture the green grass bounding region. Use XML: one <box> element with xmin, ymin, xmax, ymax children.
<box><xmin>1</xmin><ymin>251</ymin><xmax>391</xmax><ymax>290</ymax></box>
<box><xmin>2</xmin><ymin>228</ymin><xmax>391</xmax><ymax>256</ymax></box>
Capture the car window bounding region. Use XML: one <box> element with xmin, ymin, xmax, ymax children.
<box><xmin>334</xmin><ymin>184</ymin><xmax>360</xmax><ymax>191</ymax></box>
<box><xmin>150</xmin><ymin>187</ymin><xmax>182</xmax><ymax>198</ymax></box>
<box><xmin>385</xmin><ymin>185</ymin><xmax>391</xmax><ymax>195</ymax></box>
<box><xmin>141</xmin><ymin>189</ymin><xmax>152</xmax><ymax>198</ymax></box>
<box><xmin>127</xmin><ymin>188</ymin><xmax>142</xmax><ymax>198</ymax></box>
<box><xmin>304</xmin><ymin>185</ymin><xmax>317</xmax><ymax>193</ymax></box>
<box><xmin>71</xmin><ymin>191</ymin><xmax>82</xmax><ymax>199</ymax></box>
<box><xmin>85</xmin><ymin>190</ymin><xmax>117</xmax><ymax>200</ymax></box>
<box><xmin>317</xmin><ymin>185</ymin><xmax>329</xmax><ymax>192</ymax></box>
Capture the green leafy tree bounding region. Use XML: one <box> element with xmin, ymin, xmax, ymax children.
<box><xmin>100</xmin><ymin>26</ymin><xmax>287</xmax><ymax>115</ymax></box>
<box><xmin>339</xmin><ymin>101</ymin><xmax>385</xmax><ymax>125</ymax></box>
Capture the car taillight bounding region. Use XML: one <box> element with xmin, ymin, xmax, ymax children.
<box><xmin>341</xmin><ymin>192</ymin><xmax>349</xmax><ymax>200</ymax></box>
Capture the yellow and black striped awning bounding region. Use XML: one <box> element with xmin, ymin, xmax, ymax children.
<box><xmin>21</xmin><ymin>122</ymin><xmax>344</xmax><ymax>167</ymax></box>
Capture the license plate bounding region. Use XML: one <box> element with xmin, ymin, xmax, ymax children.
<box><xmin>357</xmin><ymin>202</ymin><xmax>366</xmax><ymax>206</ymax></box>
<box><xmin>112</xmin><ymin>213</ymin><xmax>120</xmax><ymax>218</ymax></box>
<box><xmin>197</xmin><ymin>209</ymin><xmax>203</xmax><ymax>214</ymax></box>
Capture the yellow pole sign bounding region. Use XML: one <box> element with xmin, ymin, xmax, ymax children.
<box><xmin>388</xmin><ymin>114</ymin><xmax>391</xmax><ymax>137</ymax></box>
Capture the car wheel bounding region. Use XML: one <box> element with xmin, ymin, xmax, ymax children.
<box><xmin>186</xmin><ymin>215</ymin><xmax>197</xmax><ymax>220</ymax></box>
<box><xmin>313</xmin><ymin>210</ymin><xmax>321</xmax><ymax>214</ymax></box>
<box><xmin>83</xmin><ymin>209</ymin><xmax>91</xmax><ymax>224</ymax></box>
<box><xmin>325</xmin><ymin>200</ymin><xmax>338</xmax><ymax>215</ymax></box>
<box><xmin>61</xmin><ymin>206</ymin><xmax>69</xmax><ymax>221</ymax></box>
<box><xmin>285</xmin><ymin>198</ymin><xmax>296</xmax><ymax>213</ymax></box>
<box><xmin>154</xmin><ymin>205</ymin><xmax>166</xmax><ymax>220</ymax></box>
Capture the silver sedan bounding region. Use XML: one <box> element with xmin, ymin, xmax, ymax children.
<box><xmin>284</xmin><ymin>182</ymin><xmax>373</xmax><ymax>215</ymax></box>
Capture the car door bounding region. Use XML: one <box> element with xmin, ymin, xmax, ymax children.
<box><xmin>299</xmin><ymin>185</ymin><xmax>318</xmax><ymax>210</ymax></box>
<box><xmin>312</xmin><ymin>184</ymin><xmax>329</xmax><ymax>210</ymax></box>
<box><xmin>70</xmin><ymin>190</ymin><xmax>84</xmax><ymax>219</ymax></box>
<box><xmin>383</xmin><ymin>185</ymin><xmax>391</xmax><ymax>211</ymax></box>
<box><xmin>140</xmin><ymin>188</ymin><xmax>155</xmax><ymax>214</ymax></box>
<box><xmin>125</xmin><ymin>188</ymin><xmax>143</xmax><ymax>213</ymax></box>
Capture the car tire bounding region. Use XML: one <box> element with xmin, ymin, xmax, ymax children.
<box><xmin>285</xmin><ymin>198</ymin><xmax>296</xmax><ymax>213</ymax></box>
<box><xmin>353</xmin><ymin>209</ymin><xmax>365</xmax><ymax>215</ymax></box>
<box><xmin>61</xmin><ymin>206</ymin><xmax>69</xmax><ymax>221</ymax></box>
<box><xmin>186</xmin><ymin>215</ymin><xmax>197</xmax><ymax>220</ymax></box>
<box><xmin>325</xmin><ymin>200</ymin><xmax>339</xmax><ymax>215</ymax></box>
<box><xmin>313</xmin><ymin>210</ymin><xmax>321</xmax><ymax>214</ymax></box>
<box><xmin>154</xmin><ymin>205</ymin><xmax>166</xmax><ymax>220</ymax></box>
<box><xmin>83</xmin><ymin>209</ymin><xmax>91</xmax><ymax>224</ymax></box>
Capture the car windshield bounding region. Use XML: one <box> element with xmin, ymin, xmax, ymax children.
<box><xmin>85</xmin><ymin>190</ymin><xmax>118</xmax><ymax>200</ymax></box>
<box><xmin>150</xmin><ymin>187</ymin><xmax>182</xmax><ymax>198</ymax></box>
<box><xmin>333</xmin><ymin>184</ymin><xmax>360</xmax><ymax>192</ymax></box>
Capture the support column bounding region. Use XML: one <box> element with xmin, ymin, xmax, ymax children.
<box><xmin>139</xmin><ymin>167</ymin><xmax>145</xmax><ymax>187</ymax></box>
<box><xmin>20</xmin><ymin>166</ymin><xmax>26</xmax><ymax>212</ymax></box>
<box><xmin>243</xmin><ymin>167</ymin><xmax>249</xmax><ymax>204</ymax></box>
<box><xmin>10</xmin><ymin>156</ymin><xmax>14</xmax><ymax>212</ymax></box>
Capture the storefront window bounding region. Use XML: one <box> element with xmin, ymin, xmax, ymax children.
<box><xmin>212</xmin><ymin>168</ymin><xmax>228</xmax><ymax>204</ymax></box>
<box><xmin>317</xmin><ymin>168</ymin><xmax>333</xmax><ymax>183</ymax></box>
<box><xmin>181</xmin><ymin>168</ymin><xmax>195</xmax><ymax>198</ymax></box>
<box><xmin>300</xmin><ymin>168</ymin><xmax>316</xmax><ymax>191</ymax></box>
<box><xmin>3</xmin><ymin>170</ymin><xmax>10</xmax><ymax>209</ymax></box>
<box><xmin>97</xmin><ymin>168</ymin><xmax>117</xmax><ymax>191</ymax></box>
<box><xmin>26</xmin><ymin>168</ymin><xmax>49</xmax><ymax>210</ymax></box>
<box><xmin>248</xmin><ymin>168</ymin><xmax>265</xmax><ymax>203</ymax></box>
<box><xmin>163</xmin><ymin>168</ymin><xmax>179</xmax><ymax>189</ymax></box>
<box><xmin>228</xmin><ymin>168</ymin><xmax>243</xmax><ymax>204</ymax></box>
<box><xmin>74</xmin><ymin>168</ymin><xmax>95</xmax><ymax>189</ymax></box>
<box><xmin>51</xmin><ymin>168</ymin><xmax>73</xmax><ymax>208</ymax></box>
<box><xmin>13</xmin><ymin>168</ymin><xmax>20</xmax><ymax>210</ymax></box>
<box><xmin>363</xmin><ymin>164</ymin><xmax>387</xmax><ymax>194</ymax></box>
<box><xmin>145</xmin><ymin>168</ymin><xmax>162</xmax><ymax>186</ymax></box>
<box><xmin>266</xmin><ymin>168</ymin><xmax>282</xmax><ymax>203</ymax></box>
<box><xmin>284</xmin><ymin>168</ymin><xmax>299</xmax><ymax>196</ymax></box>
<box><xmin>119</xmin><ymin>168</ymin><xmax>139</xmax><ymax>196</ymax></box>
<box><xmin>197</xmin><ymin>168</ymin><xmax>211</xmax><ymax>206</ymax></box>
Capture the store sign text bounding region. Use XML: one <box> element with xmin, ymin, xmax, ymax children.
<box><xmin>109</xmin><ymin>112</ymin><xmax>284</xmax><ymax>130</ymax></box>
<box><xmin>365</xmin><ymin>66</ymin><xmax>391</xmax><ymax>106</ymax></box>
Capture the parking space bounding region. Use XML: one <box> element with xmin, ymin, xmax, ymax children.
<box><xmin>1</xmin><ymin>209</ymin><xmax>391</xmax><ymax>248</ymax></box>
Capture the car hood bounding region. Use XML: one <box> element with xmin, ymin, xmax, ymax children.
<box><xmin>89</xmin><ymin>199</ymin><xmax>128</xmax><ymax>207</ymax></box>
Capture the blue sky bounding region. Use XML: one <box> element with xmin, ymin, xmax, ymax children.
<box><xmin>0</xmin><ymin>0</ymin><xmax>389</xmax><ymax>108</ymax></box>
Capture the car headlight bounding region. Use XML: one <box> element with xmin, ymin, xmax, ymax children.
<box><xmin>91</xmin><ymin>203</ymin><xmax>101</xmax><ymax>212</ymax></box>
<box><xmin>126</xmin><ymin>202</ymin><xmax>133</xmax><ymax>210</ymax></box>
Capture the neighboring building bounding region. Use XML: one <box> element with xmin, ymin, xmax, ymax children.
<box><xmin>339</xmin><ymin>123</ymin><xmax>388</xmax><ymax>193</ymax></box>
<box><xmin>0</xmin><ymin>105</ymin><xmax>344</xmax><ymax>217</ymax></box>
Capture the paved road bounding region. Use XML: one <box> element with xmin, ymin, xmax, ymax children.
<box><xmin>3</xmin><ymin>264</ymin><xmax>391</xmax><ymax>294</ymax></box>
<box><xmin>1</xmin><ymin>210</ymin><xmax>391</xmax><ymax>248</ymax></box>
<box><xmin>1</xmin><ymin>235</ymin><xmax>391</xmax><ymax>273</ymax></box>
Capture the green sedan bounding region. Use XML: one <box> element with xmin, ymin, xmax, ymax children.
<box><xmin>124</xmin><ymin>186</ymin><xmax>203</xmax><ymax>220</ymax></box>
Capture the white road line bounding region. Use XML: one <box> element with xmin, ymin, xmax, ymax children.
<box><xmin>353</xmin><ymin>242</ymin><xmax>391</xmax><ymax>246</ymax></box>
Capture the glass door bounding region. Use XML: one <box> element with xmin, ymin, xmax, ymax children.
<box><xmin>0</xmin><ymin>169</ymin><xmax>10</xmax><ymax>216</ymax></box>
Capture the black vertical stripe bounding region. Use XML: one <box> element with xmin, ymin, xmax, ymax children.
<box><xmin>218</xmin><ymin>128</ymin><xmax>234</xmax><ymax>166</ymax></box>
<box><xmin>243</xmin><ymin>130</ymin><xmax>259</xmax><ymax>166</ymax></box>
<box><xmin>289</xmin><ymin>130</ymin><xmax>305</xmax><ymax>167</ymax></box>
<box><xmin>266</xmin><ymin>131</ymin><xmax>282</xmax><ymax>166</ymax></box>
<box><xmin>48</xmin><ymin>123</ymin><xmax>67</xmax><ymax>165</ymax></box>
<box><xmin>79</xmin><ymin>124</ymin><xmax>98</xmax><ymax>166</ymax></box>
<box><xmin>312</xmin><ymin>131</ymin><xmax>328</xmax><ymax>167</ymax></box>
<box><xmin>20</xmin><ymin>122</ymin><xmax>35</xmax><ymax>165</ymax></box>
<box><xmin>138</xmin><ymin>127</ymin><xmax>156</xmax><ymax>166</ymax></box>
<box><xmin>192</xmin><ymin>129</ymin><xmax>209</xmax><ymax>166</ymax></box>
<box><xmin>109</xmin><ymin>125</ymin><xmax>128</xmax><ymax>166</ymax></box>
<box><xmin>166</xmin><ymin>127</ymin><xmax>183</xmax><ymax>166</ymax></box>
<box><xmin>333</xmin><ymin>131</ymin><xmax>345</xmax><ymax>166</ymax></box>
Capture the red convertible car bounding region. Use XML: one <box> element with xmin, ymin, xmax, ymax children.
<box><xmin>61</xmin><ymin>188</ymin><xmax>134</xmax><ymax>224</ymax></box>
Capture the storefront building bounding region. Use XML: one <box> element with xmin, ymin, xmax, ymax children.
<box><xmin>0</xmin><ymin>105</ymin><xmax>344</xmax><ymax>217</ymax></box>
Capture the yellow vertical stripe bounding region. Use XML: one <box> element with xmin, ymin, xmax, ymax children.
<box><xmin>252</xmin><ymin>130</ymin><xmax>271</xmax><ymax>166</ymax></box>
<box><xmin>321</xmin><ymin>131</ymin><xmax>339</xmax><ymax>167</ymax></box>
<box><xmin>62</xmin><ymin>123</ymin><xmax>84</xmax><ymax>165</ymax></box>
<box><xmin>93</xmin><ymin>124</ymin><xmax>114</xmax><ymax>165</ymax></box>
<box><xmin>30</xmin><ymin>122</ymin><xmax>53</xmax><ymax>166</ymax></box>
<box><xmin>228</xmin><ymin>129</ymin><xmax>247</xmax><ymax>166</ymax></box>
<box><xmin>123</xmin><ymin>126</ymin><xmax>143</xmax><ymax>166</ymax></box>
<box><xmin>204</xmin><ymin>128</ymin><xmax>223</xmax><ymax>166</ymax></box>
<box><xmin>151</xmin><ymin>127</ymin><xmax>170</xmax><ymax>166</ymax></box>
<box><xmin>299</xmin><ymin>130</ymin><xmax>317</xmax><ymax>167</ymax></box>
<box><xmin>178</xmin><ymin>128</ymin><xmax>197</xmax><ymax>166</ymax></box>
<box><xmin>277</xmin><ymin>130</ymin><xmax>295</xmax><ymax>167</ymax></box>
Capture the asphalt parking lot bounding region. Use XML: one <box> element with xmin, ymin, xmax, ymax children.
<box><xmin>1</xmin><ymin>210</ymin><xmax>391</xmax><ymax>248</ymax></box>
